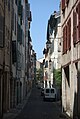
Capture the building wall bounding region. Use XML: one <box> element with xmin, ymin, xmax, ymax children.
<box><xmin>61</xmin><ymin>0</ymin><xmax>80</xmax><ymax>118</ymax></box>
<box><xmin>43</xmin><ymin>11</ymin><xmax>62</xmax><ymax>89</ymax></box>
<box><xmin>12</xmin><ymin>0</ymin><xmax>18</xmax><ymax>107</ymax></box>
<box><xmin>3</xmin><ymin>0</ymin><xmax>12</xmax><ymax>113</ymax></box>
<box><xmin>0</xmin><ymin>0</ymin><xmax>4</xmax><ymax>117</ymax></box>
<box><xmin>0</xmin><ymin>0</ymin><xmax>33</xmax><ymax>117</ymax></box>
<box><xmin>0</xmin><ymin>0</ymin><xmax>13</xmax><ymax>116</ymax></box>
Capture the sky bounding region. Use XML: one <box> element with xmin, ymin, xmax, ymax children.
<box><xmin>29</xmin><ymin>0</ymin><xmax>60</xmax><ymax>60</ymax></box>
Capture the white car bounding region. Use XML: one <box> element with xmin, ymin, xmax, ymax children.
<box><xmin>43</xmin><ymin>88</ymin><xmax>56</xmax><ymax>101</ymax></box>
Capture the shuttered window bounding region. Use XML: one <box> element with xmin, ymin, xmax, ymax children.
<box><xmin>8</xmin><ymin>0</ymin><xmax>10</xmax><ymax>11</ymax></box>
<box><xmin>67</xmin><ymin>18</ymin><xmax>71</xmax><ymax>49</ymax></box>
<box><xmin>73</xmin><ymin>11</ymin><xmax>77</xmax><ymax>44</ymax></box>
<box><xmin>12</xmin><ymin>41</ymin><xmax>16</xmax><ymax>63</ymax></box>
<box><xmin>12</xmin><ymin>8</ymin><xmax>14</xmax><ymax>30</ymax></box>
<box><xmin>0</xmin><ymin>15</ymin><xmax>4</xmax><ymax>47</ymax></box>
<box><xmin>18</xmin><ymin>0</ymin><xmax>22</xmax><ymax>15</ymax></box>
<box><xmin>65</xmin><ymin>25</ymin><xmax>68</xmax><ymax>51</ymax></box>
<box><xmin>63</xmin><ymin>27</ymin><xmax>65</xmax><ymax>53</ymax></box>
<box><xmin>61</xmin><ymin>0</ymin><xmax>65</xmax><ymax>11</ymax></box>
<box><xmin>67</xmin><ymin>23</ymin><xmax>69</xmax><ymax>49</ymax></box>
<box><xmin>63</xmin><ymin>18</ymin><xmax>71</xmax><ymax>54</ymax></box>
<box><xmin>63</xmin><ymin>26</ymin><xmax>67</xmax><ymax>53</ymax></box>
<box><xmin>65</xmin><ymin>25</ymin><xmax>67</xmax><ymax>51</ymax></box>
<box><xmin>17</xmin><ymin>23</ymin><xmax>22</xmax><ymax>44</ymax></box>
<box><xmin>15</xmin><ymin>14</ymin><xmax>16</xmax><ymax>35</ymax></box>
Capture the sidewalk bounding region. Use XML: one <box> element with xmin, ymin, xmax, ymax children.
<box><xmin>59</xmin><ymin>112</ymin><xmax>71</xmax><ymax>119</ymax></box>
<box><xmin>56</xmin><ymin>100</ymin><xmax>71</xmax><ymax>119</ymax></box>
<box><xmin>2</xmin><ymin>91</ymin><xmax>31</xmax><ymax>119</ymax></box>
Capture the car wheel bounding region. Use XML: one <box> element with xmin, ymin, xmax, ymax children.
<box><xmin>54</xmin><ymin>94</ymin><xmax>56</xmax><ymax>101</ymax></box>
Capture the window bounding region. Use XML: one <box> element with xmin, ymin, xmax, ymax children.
<box><xmin>12</xmin><ymin>41</ymin><xmax>16</xmax><ymax>63</ymax></box>
<box><xmin>15</xmin><ymin>0</ymin><xmax>17</xmax><ymax>5</ymax></box>
<box><xmin>8</xmin><ymin>0</ymin><xmax>10</xmax><ymax>11</ymax></box>
<box><xmin>0</xmin><ymin>15</ymin><xmax>4</xmax><ymax>47</ymax></box>
<box><xmin>15</xmin><ymin>14</ymin><xmax>16</xmax><ymax>35</ymax></box>
<box><xmin>63</xmin><ymin>26</ymin><xmax>67</xmax><ymax>53</ymax></box>
<box><xmin>45</xmin><ymin>61</ymin><xmax>48</xmax><ymax>68</ymax></box>
<box><xmin>12</xmin><ymin>8</ymin><xmax>14</xmax><ymax>30</ymax></box>
<box><xmin>51</xmin><ymin>89</ymin><xmax>54</xmax><ymax>93</ymax></box>
<box><xmin>46</xmin><ymin>89</ymin><xmax>49</xmax><ymax>93</ymax></box>
<box><xmin>73</xmin><ymin>11</ymin><xmax>77</xmax><ymax>44</ymax></box>
<box><xmin>18</xmin><ymin>0</ymin><xmax>22</xmax><ymax>15</ymax></box>
<box><xmin>67</xmin><ymin>18</ymin><xmax>71</xmax><ymax>50</ymax></box>
<box><xmin>63</xmin><ymin>18</ymin><xmax>71</xmax><ymax>54</ymax></box>
<box><xmin>61</xmin><ymin>0</ymin><xmax>65</xmax><ymax>11</ymax></box>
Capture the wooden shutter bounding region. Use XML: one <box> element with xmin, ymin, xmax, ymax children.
<box><xmin>68</xmin><ymin>18</ymin><xmax>71</xmax><ymax>49</ymax></box>
<box><xmin>67</xmin><ymin>21</ymin><xmax>69</xmax><ymax>49</ymax></box>
<box><xmin>67</xmin><ymin>24</ymin><xmax>69</xmax><ymax>50</ymax></box>
<box><xmin>63</xmin><ymin>26</ymin><xmax>67</xmax><ymax>53</ymax></box>
<box><xmin>12</xmin><ymin>8</ymin><xmax>14</xmax><ymax>31</ymax></box>
<box><xmin>61</xmin><ymin>0</ymin><xmax>65</xmax><ymax>11</ymax></box>
<box><xmin>65</xmin><ymin>25</ymin><xmax>67</xmax><ymax>51</ymax></box>
<box><xmin>63</xmin><ymin>27</ymin><xmax>65</xmax><ymax>53</ymax></box>
<box><xmin>73</xmin><ymin>11</ymin><xmax>77</xmax><ymax>44</ymax></box>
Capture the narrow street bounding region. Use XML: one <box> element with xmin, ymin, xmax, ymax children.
<box><xmin>15</xmin><ymin>87</ymin><xmax>62</xmax><ymax>119</ymax></box>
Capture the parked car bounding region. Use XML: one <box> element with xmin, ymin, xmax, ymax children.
<box><xmin>41</xmin><ymin>88</ymin><xmax>44</xmax><ymax>96</ymax></box>
<box><xmin>43</xmin><ymin>88</ymin><xmax>56</xmax><ymax>101</ymax></box>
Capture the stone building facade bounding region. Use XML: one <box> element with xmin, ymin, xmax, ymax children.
<box><xmin>0</xmin><ymin>0</ymin><xmax>12</xmax><ymax>117</ymax></box>
<box><xmin>0</xmin><ymin>0</ymin><xmax>35</xmax><ymax>118</ymax></box>
<box><xmin>61</xmin><ymin>0</ymin><xmax>80</xmax><ymax>118</ymax></box>
<box><xmin>0</xmin><ymin>0</ymin><xmax>4</xmax><ymax>117</ymax></box>
<box><xmin>11</xmin><ymin>0</ymin><xmax>32</xmax><ymax>108</ymax></box>
<box><xmin>43</xmin><ymin>11</ymin><xmax>62</xmax><ymax>88</ymax></box>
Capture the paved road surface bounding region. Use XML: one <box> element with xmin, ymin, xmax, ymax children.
<box><xmin>15</xmin><ymin>87</ymin><xmax>62</xmax><ymax>119</ymax></box>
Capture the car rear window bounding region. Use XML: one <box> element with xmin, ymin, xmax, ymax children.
<box><xmin>46</xmin><ymin>89</ymin><xmax>49</xmax><ymax>93</ymax></box>
<box><xmin>51</xmin><ymin>89</ymin><xmax>54</xmax><ymax>93</ymax></box>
